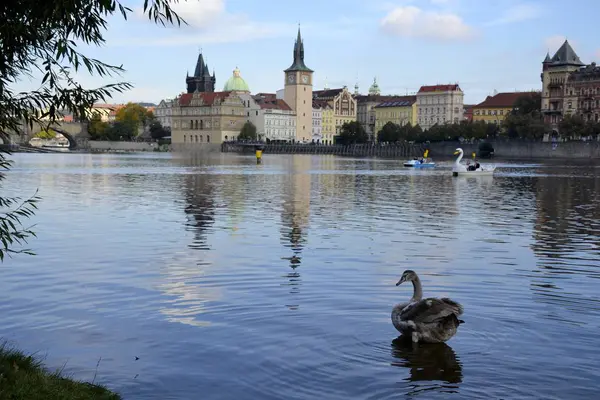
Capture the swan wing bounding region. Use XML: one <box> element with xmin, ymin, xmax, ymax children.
<box><xmin>400</xmin><ymin>297</ymin><xmax>463</xmax><ymax>324</ymax></box>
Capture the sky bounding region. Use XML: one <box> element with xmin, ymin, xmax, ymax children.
<box><xmin>13</xmin><ymin>0</ymin><xmax>600</xmax><ymax>105</ymax></box>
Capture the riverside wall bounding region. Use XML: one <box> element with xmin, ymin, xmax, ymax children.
<box><xmin>221</xmin><ymin>141</ymin><xmax>600</xmax><ymax>160</ymax></box>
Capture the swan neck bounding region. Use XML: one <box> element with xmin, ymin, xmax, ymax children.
<box><xmin>455</xmin><ymin>151</ymin><xmax>463</xmax><ymax>164</ymax></box>
<box><xmin>411</xmin><ymin>277</ymin><xmax>423</xmax><ymax>301</ymax></box>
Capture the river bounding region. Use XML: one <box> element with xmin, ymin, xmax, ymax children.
<box><xmin>1</xmin><ymin>152</ymin><xmax>599</xmax><ymax>399</ymax></box>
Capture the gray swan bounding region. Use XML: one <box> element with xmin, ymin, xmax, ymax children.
<box><xmin>391</xmin><ymin>270</ymin><xmax>464</xmax><ymax>343</ymax></box>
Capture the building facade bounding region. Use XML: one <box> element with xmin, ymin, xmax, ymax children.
<box><xmin>472</xmin><ymin>92</ymin><xmax>539</xmax><ymax>124</ymax></box>
<box><xmin>155</xmin><ymin>99</ymin><xmax>174</xmax><ymax>128</ymax></box>
<box><xmin>314</xmin><ymin>101</ymin><xmax>335</xmax><ymax>144</ymax></box>
<box><xmin>171</xmin><ymin>91</ymin><xmax>247</xmax><ymax>145</ymax></box>
<box><xmin>186</xmin><ymin>52</ymin><xmax>216</xmax><ymax>93</ymax></box>
<box><xmin>416</xmin><ymin>84</ymin><xmax>464</xmax><ymax>130</ymax></box>
<box><xmin>284</xmin><ymin>28</ymin><xmax>314</xmax><ymax>143</ymax></box>
<box><xmin>312</xmin><ymin>105</ymin><xmax>322</xmax><ymax>142</ymax></box>
<box><xmin>313</xmin><ymin>86</ymin><xmax>357</xmax><ymax>135</ymax></box>
<box><xmin>373</xmin><ymin>96</ymin><xmax>417</xmax><ymax>133</ymax></box>
<box><xmin>240</xmin><ymin>93</ymin><xmax>296</xmax><ymax>142</ymax></box>
<box><xmin>541</xmin><ymin>40</ymin><xmax>600</xmax><ymax>129</ymax></box>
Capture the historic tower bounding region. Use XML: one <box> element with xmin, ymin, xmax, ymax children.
<box><xmin>284</xmin><ymin>27</ymin><xmax>313</xmax><ymax>143</ymax></box>
<box><xmin>186</xmin><ymin>52</ymin><xmax>216</xmax><ymax>93</ymax></box>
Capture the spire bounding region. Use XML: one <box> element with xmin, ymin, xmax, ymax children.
<box><xmin>194</xmin><ymin>51</ymin><xmax>209</xmax><ymax>77</ymax></box>
<box><xmin>284</xmin><ymin>26</ymin><xmax>313</xmax><ymax>73</ymax></box>
<box><xmin>543</xmin><ymin>51</ymin><xmax>551</xmax><ymax>63</ymax></box>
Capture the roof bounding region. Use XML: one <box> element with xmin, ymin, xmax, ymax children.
<box><xmin>313</xmin><ymin>88</ymin><xmax>344</xmax><ymax>99</ymax></box>
<box><xmin>312</xmin><ymin>100</ymin><xmax>332</xmax><ymax>109</ymax></box>
<box><xmin>355</xmin><ymin>95</ymin><xmax>411</xmax><ymax>103</ymax></box>
<box><xmin>258</xmin><ymin>99</ymin><xmax>292</xmax><ymax>111</ymax></box>
<box><xmin>223</xmin><ymin>67</ymin><xmax>250</xmax><ymax>92</ymax></box>
<box><xmin>418</xmin><ymin>84</ymin><xmax>461</xmax><ymax>93</ymax></box>
<box><xmin>548</xmin><ymin>40</ymin><xmax>584</xmax><ymax>67</ymax></box>
<box><xmin>570</xmin><ymin>62</ymin><xmax>600</xmax><ymax>82</ymax></box>
<box><xmin>373</xmin><ymin>96</ymin><xmax>416</xmax><ymax>108</ymax></box>
<box><xmin>254</xmin><ymin>93</ymin><xmax>276</xmax><ymax>100</ymax></box>
<box><xmin>178</xmin><ymin>92</ymin><xmax>232</xmax><ymax>106</ymax></box>
<box><xmin>472</xmin><ymin>91</ymin><xmax>539</xmax><ymax>108</ymax></box>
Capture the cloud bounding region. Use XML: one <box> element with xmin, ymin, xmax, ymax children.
<box><xmin>485</xmin><ymin>3</ymin><xmax>542</xmax><ymax>26</ymax></box>
<box><xmin>543</xmin><ymin>35</ymin><xmax>576</xmax><ymax>53</ymax></box>
<box><xmin>126</xmin><ymin>0</ymin><xmax>290</xmax><ymax>46</ymax></box>
<box><xmin>380</xmin><ymin>6</ymin><xmax>474</xmax><ymax>41</ymax></box>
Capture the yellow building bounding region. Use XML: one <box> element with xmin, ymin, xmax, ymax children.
<box><xmin>313</xmin><ymin>86</ymin><xmax>357</xmax><ymax>135</ymax></box>
<box><xmin>314</xmin><ymin>101</ymin><xmax>335</xmax><ymax>144</ymax></box>
<box><xmin>472</xmin><ymin>91</ymin><xmax>539</xmax><ymax>124</ymax></box>
<box><xmin>171</xmin><ymin>91</ymin><xmax>247</xmax><ymax>144</ymax></box>
<box><xmin>373</xmin><ymin>96</ymin><xmax>417</xmax><ymax>132</ymax></box>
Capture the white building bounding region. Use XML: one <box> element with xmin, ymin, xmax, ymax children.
<box><xmin>312</xmin><ymin>106</ymin><xmax>322</xmax><ymax>142</ymax></box>
<box><xmin>155</xmin><ymin>99</ymin><xmax>174</xmax><ymax>128</ymax></box>
<box><xmin>239</xmin><ymin>94</ymin><xmax>296</xmax><ymax>142</ymax></box>
<box><xmin>416</xmin><ymin>84</ymin><xmax>464</xmax><ymax>130</ymax></box>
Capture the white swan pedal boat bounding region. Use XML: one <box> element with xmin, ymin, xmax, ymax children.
<box><xmin>452</xmin><ymin>148</ymin><xmax>496</xmax><ymax>176</ymax></box>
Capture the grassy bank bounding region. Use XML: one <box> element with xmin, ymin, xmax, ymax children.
<box><xmin>0</xmin><ymin>343</ymin><xmax>120</xmax><ymax>399</ymax></box>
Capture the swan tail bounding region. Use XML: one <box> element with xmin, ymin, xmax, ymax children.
<box><xmin>458</xmin><ymin>319</ymin><xmax>465</xmax><ymax>324</ymax></box>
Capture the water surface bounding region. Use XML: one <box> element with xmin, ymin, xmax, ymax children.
<box><xmin>1</xmin><ymin>152</ymin><xmax>599</xmax><ymax>399</ymax></box>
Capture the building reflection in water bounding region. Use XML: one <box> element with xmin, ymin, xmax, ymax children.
<box><xmin>528</xmin><ymin>170</ymin><xmax>600</xmax><ymax>323</ymax></box>
<box><xmin>390</xmin><ymin>337</ymin><xmax>462</xmax><ymax>395</ymax></box>
<box><xmin>156</xmin><ymin>154</ymin><xmax>220</xmax><ymax>327</ymax></box>
<box><xmin>280</xmin><ymin>155</ymin><xmax>312</xmax><ymax>310</ymax></box>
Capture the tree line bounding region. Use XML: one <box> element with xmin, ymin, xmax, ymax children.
<box><xmin>87</xmin><ymin>102</ymin><xmax>170</xmax><ymax>141</ymax></box>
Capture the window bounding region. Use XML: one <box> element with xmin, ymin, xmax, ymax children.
<box><xmin>184</xmin><ymin>135</ymin><xmax>186</xmax><ymax>142</ymax></box>
<box><xmin>195</xmin><ymin>135</ymin><xmax>198</xmax><ymax>142</ymax></box>
<box><xmin>207</xmin><ymin>135</ymin><xmax>210</xmax><ymax>143</ymax></box>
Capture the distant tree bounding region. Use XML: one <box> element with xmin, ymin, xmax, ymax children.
<box><xmin>558</xmin><ymin>114</ymin><xmax>586</xmax><ymax>139</ymax></box>
<box><xmin>105</xmin><ymin>121</ymin><xmax>135</xmax><ymax>141</ymax></box>
<box><xmin>35</xmin><ymin>129</ymin><xmax>56</xmax><ymax>140</ymax></box>
<box><xmin>503</xmin><ymin>112</ymin><xmax>548</xmax><ymax>140</ymax></box>
<box><xmin>115</xmin><ymin>103</ymin><xmax>153</xmax><ymax>136</ymax></box>
<box><xmin>377</xmin><ymin>121</ymin><xmax>401</xmax><ymax>143</ymax></box>
<box><xmin>88</xmin><ymin>114</ymin><xmax>110</xmax><ymax>140</ymax></box>
<box><xmin>148</xmin><ymin>120</ymin><xmax>170</xmax><ymax>140</ymax></box>
<box><xmin>338</xmin><ymin>121</ymin><xmax>368</xmax><ymax>145</ymax></box>
<box><xmin>512</xmin><ymin>92</ymin><xmax>542</xmax><ymax>115</ymax></box>
<box><xmin>238</xmin><ymin>121</ymin><xmax>257</xmax><ymax>140</ymax></box>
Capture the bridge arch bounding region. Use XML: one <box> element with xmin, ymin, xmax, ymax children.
<box><xmin>23</xmin><ymin>121</ymin><xmax>87</xmax><ymax>149</ymax></box>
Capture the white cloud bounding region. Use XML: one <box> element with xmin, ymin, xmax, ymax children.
<box><xmin>126</xmin><ymin>0</ymin><xmax>290</xmax><ymax>46</ymax></box>
<box><xmin>485</xmin><ymin>3</ymin><xmax>542</xmax><ymax>26</ymax></box>
<box><xmin>380</xmin><ymin>6</ymin><xmax>474</xmax><ymax>41</ymax></box>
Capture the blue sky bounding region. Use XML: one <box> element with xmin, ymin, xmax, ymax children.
<box><xmin>14</xmin><ymin>0</ymin><xmax>600</xmax><ymax>105</ymax></box>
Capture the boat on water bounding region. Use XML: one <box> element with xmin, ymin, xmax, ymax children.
<box><xmin>403</xmin><ymin>149</ymin><xmax>435</xmax><ymax>168</ymax></box>
<box><xmin>452</xmin><ymin>148</ymin><xmax>496</xmax><ymax>176</ymax></box>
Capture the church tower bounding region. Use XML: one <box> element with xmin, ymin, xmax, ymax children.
<box><xmin>284</xmin><ymin>27</ymin><xmax>313</xmax><ymax>143</ymax></box>
<box><xmin>186</xmin><ymin>51</ymin><xmax>216</xmax><ymax>93</ymax></box>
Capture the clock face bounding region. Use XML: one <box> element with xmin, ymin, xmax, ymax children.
<box><xmin>302</xmin><ymin>75</ymin><xmax>309</xmax><ymax>84</ymax></box>
<box><xmin>288</xmin><ymin>74</ymin><xmax>295</xmax><ymax>83</ymax></box>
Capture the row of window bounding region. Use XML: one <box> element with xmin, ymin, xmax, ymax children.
<box><xmin>418</xmin><ymin>96</ymin><xmax>461</xmax><ymax>105</ymax></box>
<box><xmin>473</xmin><ymin>109</ymin><xmax>506</xmax><ymax>116</ymax></box>
<box><xmin>419</xmin><ymin>107</ymin><xmax>461</xmax><ymax>114</ymax></box>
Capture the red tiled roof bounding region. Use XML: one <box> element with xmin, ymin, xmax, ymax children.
<box><xmin>255</xmin><ymin>93</ymin><xmax>276</xmax><ymax>99</ymax></box>
<box><xmin>473</xmin><ymin>91</ymin><xmax>539</xmax><ymax>108</ymax></box>
<box><xmin>259</xmin><ymin>99</ymin><xmax>292</xmax><ymax>111</ymax></box>
<box><xmin>313</xmin><ymin>89</ymin><xmax>344</xmax><ymax>99</ymax></box>
<box><xmin>418</xmin><ymin>84</ymin><xmax>461</xmax><ymax>93</ymax></box>
<box><xmin>178</xmin><ymin>91</ymin><xmax>232</xmax><ymax>106</ymax></box>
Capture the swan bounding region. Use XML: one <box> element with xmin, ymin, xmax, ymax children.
<box><xmin>391</xmin><ymin>270</ymin><xmax>464</xmax><ymax>343</ymax></box>
<box><xmin>452</xmin><ymin>148</ymin><xmax>495</xmax><ymax>176</ymax></box>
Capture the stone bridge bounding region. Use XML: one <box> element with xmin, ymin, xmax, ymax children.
<box><xmin>6</xmin><ymin>121</ymin><xmax>89</xmax><ymax>149</ymax></box>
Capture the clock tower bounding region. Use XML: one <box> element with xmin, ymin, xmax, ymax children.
<box><xmin>284</xmin><ymin>26</ymin><xmax>313</xmax><ymax>142</ymax></box>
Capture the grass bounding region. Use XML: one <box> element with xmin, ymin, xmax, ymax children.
<box><xmin>0</xmin><ymin>343</ymin><xmax>121</xmax><ymax>400</ymax></box>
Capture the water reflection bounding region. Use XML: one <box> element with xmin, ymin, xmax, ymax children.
<box><xmin>280</xmin><ymin>156</ymin><xmax>311</xmax><ymax>310</ymax></box>
<box><xmin>390</xmin><ymin>337</ymin><xmax>462</xmax><ymax>395</ymax></box>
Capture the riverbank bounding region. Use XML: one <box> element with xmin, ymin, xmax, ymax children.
<box><xmin>0</xmin><ymin>343</ymin><xmax>120</xmax><ymax>399</ymax></box>
<box><xmin>221</xmin><ymin>140</ymin><xmax>600</xmax><ymax>160</ymax></box>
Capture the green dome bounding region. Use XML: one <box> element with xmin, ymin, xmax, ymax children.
<box><xmin>223</xmin><ymin>67</ymin><xmax>250</xmax><ymax>92</ymax></box>
<box><xmin>368</xmin><ymin>77</ymin><xmax>381</xmax><ymax>96</ymax></box>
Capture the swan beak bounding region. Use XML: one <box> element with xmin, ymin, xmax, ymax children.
<box><xmin>453</xmin><ymin>151</ymin><xmax>459</xmax><ymax>155</ymax></box>
<box><xmin>396</xmin><ymin>277</ymin><xmax>405</xmax><ymax>286</ymax></box>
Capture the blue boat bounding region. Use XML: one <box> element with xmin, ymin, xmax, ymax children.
<box><xmin>403</xmin><ymin>150</ymin><xmax>435</xmax><ymax>168</ymax></box>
